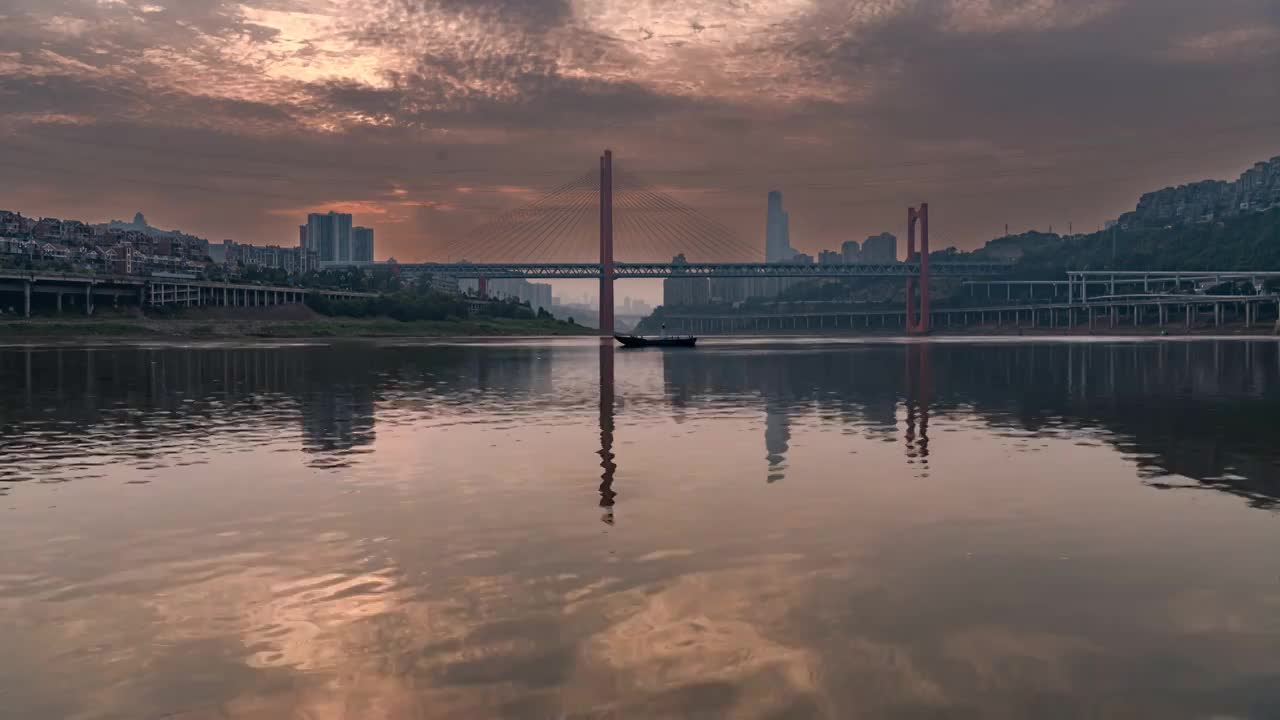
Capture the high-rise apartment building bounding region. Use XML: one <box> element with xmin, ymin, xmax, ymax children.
<box><xmin>861</xmin><ymin>232</ymin><xmax>898</xmax><ymax>263</ymax></box>
<box><xmin>305</xmin><ymin>211</ymin><xmax>353</xmax><ymax>263</ymax></box>
<box><xmin>663</xmin><ymin>254</ymin><xmax>711</xmax><ymax>307</ymax></box>
<box><xmin>352</xmin><ymin>226</ymin><xmax>374</xmax><ymax>262</ymax></box>
<box><xmin>765</xmin><ymin>191</ymin><xmax>797</xmax><ymax>263</ymax></box>
<box><xmin>841</xmin><ymin>239</ymin><xmax>861</xmax><ymax>263</ymax></box>
<box><xmin>457</xmin><ymin>278</ymin><xmax>551</xmax><ymax>312</ymax></box>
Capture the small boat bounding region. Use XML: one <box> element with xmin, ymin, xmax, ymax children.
<box><xmin>614</xmin><ymin>334</ymin><xmax>697</xmax><ymax>348</ymax></box>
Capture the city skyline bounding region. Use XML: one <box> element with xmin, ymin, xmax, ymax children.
<box><xmin>1</xmin><ymin>1</ymin><xmax>1277</xmax><ymax>262</ymax></box>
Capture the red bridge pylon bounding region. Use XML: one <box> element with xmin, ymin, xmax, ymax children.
<box><xmin>906</xmin><ymin>203</ymin><xmax>930</xmax><ymax>335</ymax></box>
<box><xmin>599</xmin><ymin>149</ymin><xmax>615</xmax><ymax>336</ymax></box>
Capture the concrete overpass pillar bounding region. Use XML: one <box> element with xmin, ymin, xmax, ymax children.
<box><xmin>85</xmin><ymin>284</ymin><xmax>93</xmax><ymax>316</ymax></box>
<box><xmin>24</xmin><ymin>280</ymin><xmax>31</xmax><ymax>317</ymax></box>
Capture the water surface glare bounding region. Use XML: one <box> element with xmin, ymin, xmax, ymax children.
<box><xmin>1</xmin><ymin>337</ymin><xmax>1279</xmax><ymax>719</ymax></box>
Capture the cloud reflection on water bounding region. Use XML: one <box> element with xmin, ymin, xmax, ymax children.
<box><xmin>1</xmin><ymin>339</ymin><xmax>1279</xmax><ymax>718</ymax></box>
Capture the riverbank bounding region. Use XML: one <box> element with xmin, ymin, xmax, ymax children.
<box><xmin>924</xmin><ymin>322</ymin><xmax>1280</xmax><ymax>337</ymax></box>
<box><xmin>640</xmin><ymin>321</ymin><xmax>1280</xmax><ymax>338</ymax></box>
<box><xmin>0</xmin><ymin>310</ymin><xmax>596</xmax><ymax>339</ymax></box>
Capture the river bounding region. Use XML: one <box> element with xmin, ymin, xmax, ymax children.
<box><xmin>1</xmin><ymin>338</ymin><xmax>1278</xmax><ymax>718</ymax></box>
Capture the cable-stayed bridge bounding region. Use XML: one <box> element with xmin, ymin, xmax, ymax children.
<box><xmin>402</xmin><ymin>150</ymin><xmax>1011</xmax><ymax>334</ymax></box>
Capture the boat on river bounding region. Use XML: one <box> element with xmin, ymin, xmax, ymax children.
<box><xmin>613</xmin><ymin>334</ymin><xmax>697</xmax><ymax>348</ymax></box>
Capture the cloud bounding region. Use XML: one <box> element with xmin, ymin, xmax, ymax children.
<box><xmin>0</xmin><ymin>0</ymin><xmax>1277</xmax><ymax>270</ymax></box>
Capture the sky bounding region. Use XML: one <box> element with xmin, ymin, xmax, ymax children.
<box><xmin>2</xmin><ymin>0</ymin><xmax>1278</xmax><ymax>284</ymax></box>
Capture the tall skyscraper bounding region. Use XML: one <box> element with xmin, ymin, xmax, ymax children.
<box><xmin>352</xmin><ymin>227</ymin><xmax>374</xmax><ymax>262</ymax></box>
<box><xmin>765</xmin><ymin>191</ymin><xmax>797</xmax><ymax>263</ymax></box>
<box><xmin>305</xmin><ymin>211</ymin><xmax>353</xmax><ymax>263</ymax></box>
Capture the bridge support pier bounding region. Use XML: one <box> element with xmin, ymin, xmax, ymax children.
<box><xmin>905</xmin><ymin>204</ymin><xmax>931</xmax><ymax>335</ymax></box>
<box><xmin>23</xmin><ymin>280</ymin><xmax>30</xmax><ymax>317</ymax></box>
<box><xmin>598</xmin><ymin>149</ymin><xmax>615</xmax><ymax>336</ymax></box>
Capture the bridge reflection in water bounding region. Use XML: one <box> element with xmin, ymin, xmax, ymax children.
<box><xmin>588</xmin><ymin>337</ymin><xmax>1280</xmax><ymax>522</ymax></box>
<box><xmin>598</xmin><ymin>340</ymin><xmax>617</xmax><ymax>524</ymax></box>
<box><xmin>2</xmin><ymin>340</ymin><xmax>1278</xmax><ymax>513</ymax></box>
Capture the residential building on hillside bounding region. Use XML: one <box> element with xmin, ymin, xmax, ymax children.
<box><xmin>459</xmin><ymin>277</ymin><xmax>552</xmax><ymax>312</ymax></box>
<box><xmin>1117</xmin><ymin>155</ymin><xmax>1280</xmax><ymax>228</ymax></box>
<box><xmin>0</xmin><ymin>211</ymin><xmax>35</xmax><ymax>236</ymax></box>
<box><xmin>425</xmin><ymin>274</ymin><xmax>460</xmax><ymax>295</ymax></box>
<box><xmin>215</xmin><ymin>239</ymin><xmax>318</xmax><ymax>274</ymax></box>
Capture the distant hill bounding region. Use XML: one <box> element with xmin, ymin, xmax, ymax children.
<box><xmin>1116</xmin><ymin>155</ymin><xmax>1279</xmax><ymax>229</ymax></box>
<box><xmin>972</xmin><ymin>206</ymin><xmax>1280</xmax><ymax>277</ymax></box>
<box><xmin>100</xmin><ymin>211</ymin><xmax>203</xmax><ymax>242</ymax></box>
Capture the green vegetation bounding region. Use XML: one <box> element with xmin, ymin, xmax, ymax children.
<box><xmin>305</xmin><ymin>286</ymin><xmax>558</xmax><ymax>323</ymax></box>
<box><xmin>306</xmin><ymin>290</ymin><xmax>467</xmax><ymax>321</ymax></box>
<box><xmin>0</xmin><ymin>281</ymin><xmax>590</xmax><ymax>338</ymax></box>
<box><xmin>0</xmin><ymin>320</ymin><xmax>164</xmax><ymax>337</ymax></box>
<box><xmin>974</xmin><ymin>207</ymin><xmax>1280</xmax><ymax>278</ymax></box>
<box><xmin>297</xmin><ymin>265</ymin><xmax>404</xmax><ymax>292</ymax></box>
<box><xmin>251</xmin><ymin>317</ymin><xmax>591</xmax><ymax>338</ymax></box>
<box><xmin>0</xmin><ymin>315</ymin><xmax>592</xmax><ymax>339</ymax></box>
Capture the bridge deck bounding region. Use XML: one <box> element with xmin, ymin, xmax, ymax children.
<box><xmin>406</xmin><ymin>261</ymin><xmax>1011</xmax><ymax>279</ymax></box>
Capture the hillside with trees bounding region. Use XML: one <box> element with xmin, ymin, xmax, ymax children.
<box><xmin>974</xmin><ymin>207</ymin><xmax>1280</xmax><ymax>278</ymax></box>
